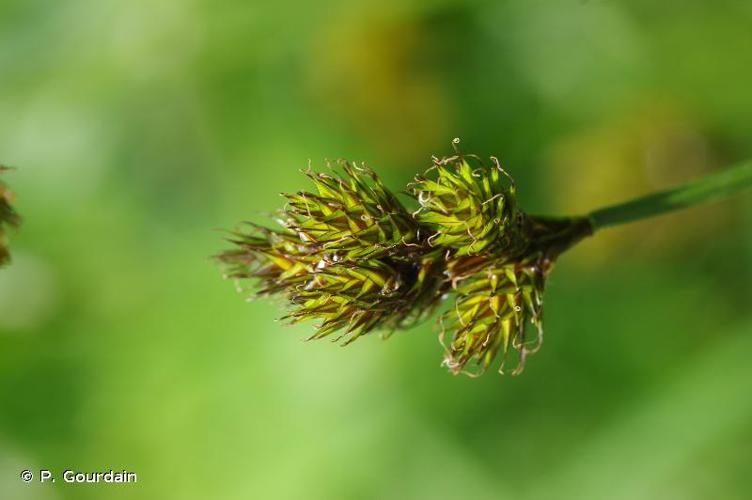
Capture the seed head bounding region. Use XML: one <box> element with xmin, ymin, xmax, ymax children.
<box><xmin>218</xmin><ymin>161</ymin><xmax>446</xmax><ymax>345</ymax></box>
<box><xmin>219</xmin><ymin>145</ymin><xmax>592</xmax><ymax>376</ymax></box>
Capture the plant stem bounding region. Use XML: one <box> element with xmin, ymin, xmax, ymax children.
<box><xmin>588</xmin><ymin>161</ymin><xmax>752</xmax><ymax>230</ymax></box>
<box><xmin>527</xmin><ymin>215</ymin><xmax>593</xmax><ymax>260</ymax></box>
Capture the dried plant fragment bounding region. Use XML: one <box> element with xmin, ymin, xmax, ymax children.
<box><xmin>0</xmin><ymin>166</ymin><xmax>20</xmax><ymax>267</ymax></box>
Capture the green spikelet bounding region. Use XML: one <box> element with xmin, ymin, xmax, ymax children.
<box><xmin>441</xmin><ymin>255</ymin><xmax>547</xmax><ymax>376</ymax></box>
<box><xmin>283</xmin><ymin>162</ymin><xmax>417</xmax><ymax>259</ymax></box>
<box><xmin>0</xmin><ymin>167</ymin><xmax>20</xmax><ymax>267</ymax></box>
<box><xmin>219</xmin><ymin>143</ymin><xmax>592</xmax><ymax>376</ymax></box>
<box><xmin>411</xmin><ymin>153</ymin><xmax>527</xmax><ymax>257</ymax></box>
<box><xmin>286</xmin><ymin>259</ymin><xmax>414</xmax><ymax>345</ymax></box>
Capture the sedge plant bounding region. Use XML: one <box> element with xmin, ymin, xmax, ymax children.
<box><xmin>218</xmin><ymin>140</ymin><xmax>752</xmax><ymax>376</ymax></box>
<box><xmin>0</xmin><ymin>167</ymin><xmax>20</xmax><ymax>267</ymax></box>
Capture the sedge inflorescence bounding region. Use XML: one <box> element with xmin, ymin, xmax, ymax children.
<box><xmin>0</xmin><ymin>167</ymin><xmax>20</xmax><ymax>267</ymax></box>
<box><xmin>218</xmin><ymin>142</ymin><xmax>591</xmax><ymax>376</ymax></box>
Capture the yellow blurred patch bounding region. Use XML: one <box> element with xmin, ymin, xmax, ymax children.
<box><xmin>544</xmin><ymin>101</ymin><xmax>731</xmax><ymax>267</ymax></box>
<box><xmin>305</xmin><ymin>8</ymin><xmax>451</xmax><ymax>163</ymax></box>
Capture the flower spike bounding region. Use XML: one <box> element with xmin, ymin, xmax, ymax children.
<box><xmin>219</xmin><ymin>141</ymin><xmax>751</xmax><ymax>377</ymax></box>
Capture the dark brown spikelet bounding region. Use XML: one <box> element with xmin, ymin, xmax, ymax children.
<box><xmin>0</xmin><ymin>167</ymin><xmax>20</xmax><ymax>267</ymax></box>
<box><xmin>219</xmin><ymin>144</ymin><xmax>592</xmax><ymax>376</ymax></box>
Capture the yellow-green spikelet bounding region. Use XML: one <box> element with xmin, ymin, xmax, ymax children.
<box><xmin>283</xmin><ymin>162</ymin><xmax>416</xmax><ymax>259</ymax></box>
<box><xmin>412</xmin><ymin>155</ymin><xmax>526</xmax><ymax>257</ymax></box>
<box><xmin>441</xmin><ymin>255</ymin><xmax>547</xmax><ymax>376</ymax></box>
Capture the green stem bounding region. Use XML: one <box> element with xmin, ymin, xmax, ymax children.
<box><xmin>588</xmin><ymin>160</ymin><xmax>752</xmax><ymax>230</ymax></box>
<box><xmin>588</xmin><ymin>161</ymin><xmax>752</xmax><ymax>231</ymax></box>
<box><xmin>516</xmin><ymin>161</ymin><xmax>752</xmax><ymax>259</ymax></box>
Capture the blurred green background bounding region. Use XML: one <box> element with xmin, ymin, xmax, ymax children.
<box><xmin>1</xmin><ymin>0</ymin><xmax>751</xmax><ymax>498</ymax></box>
